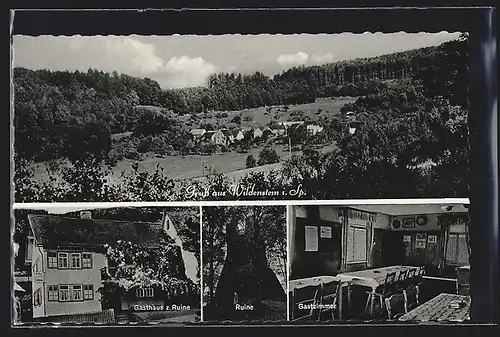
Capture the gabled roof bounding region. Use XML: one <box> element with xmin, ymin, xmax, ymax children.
<box><xmin>28</xmin><ymin>214</ymin><xmax>166</xmax><ymax>250</ymax></box>
<box><xmin>220</xmin><ymin>129</ymin><xmax>232</xmax><ymax>138</ymax></box>
<box><xmin>190</xmin><ymin>128</ymin><xmax>206</xmax><ymax>135</ymax></box>
<box><xmin>204</xmin><ymin>130</ymin><xmax>216</xmax><ymax>139</ymax></box>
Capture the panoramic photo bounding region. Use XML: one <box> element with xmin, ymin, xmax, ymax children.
<box><xmin>288</xmin><ymin>203</ymin><xmax>472</xmax><ymax>322</ymax></box>
<box><xmin>12</xmin><ymin>32</ymin><xmax>469</xmax><ymax>202</ymax></box>
<box><xmin>12</xmin><ymin>206</ymin><xmax>201</xmax><ymax>324</ymax></box>
<box><xmin>202</xmin><ymin>206</ymin><xmax>287</xmax><ymax>321</ymax></box>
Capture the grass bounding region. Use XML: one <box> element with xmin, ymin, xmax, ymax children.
<box><xmin>31</xmin><ymin>143</ymin><xmax>337</xmax><ymax>185</ymax></box>
<box><xmin>185</xmin><ymin>97</ymin><xmax>357</xmax><ymax>130</ymax></box>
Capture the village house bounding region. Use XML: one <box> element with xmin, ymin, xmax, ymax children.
<box><xmin>253</xmin><ymin>128</ymin><xmax>264</xmax><ymax>139</ymax></box>
<box><xmin>189</xmin><ymin>128</ymin><xmax>206</xmax><ymax>140</ymax></box>
<box><xmin>220</xmin><ymin>129</ymin><xmax>234</xmax><ymax>143</ymax></box>
<box><xmin>306</xmin><ymin>124</ymin><xmax>324</xmax><ymax>136</ymax></box>
<box><xmin>23</xmin><ymin>211</ymin><xmax>196</xmax><ymax>321</ymax></box>
<box><xmin>234</xmin><ymin>129</ymin><xmax>245</xmax><ymax>141</ymax></box>
<box><xmin>280</xmin><ymin>121</ymin><xmax>305</xmax><ymax>129</ymax></box>
<box><xmin>271</xmin><ymin>124</ymin><xmax>286</xmax><ymax>136</ymax></box>
<box><xmin>204</xmin><ymin>130</ymin><xmax>228</xmax><ymax>146</ymax></box>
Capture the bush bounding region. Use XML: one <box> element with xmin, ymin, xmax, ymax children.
<box><xmin>258</xmin><ymin>148</ymin><xmax>280</xmax><ymax>166</ymax></box>
<box><xmin>246</xmin><ymin>155</ymin><xmax>256</xmax><ymax>168</ymax></box>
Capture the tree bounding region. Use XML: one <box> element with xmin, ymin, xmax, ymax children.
<box><xmin>203</xmin><ymin>206</ymin><xmax>286</xmax><ymax>321</ymax></box>
<box><xmin>202</xmin><ymin>207</ymin><xmax>228</xmax><ymax>303</ymax></box>
<box><xmin>230</xmin><ymin>115</ymin><xmax>242</xmax><ymax>125</ymax></box>
<box><xmin>246</xmin><ymin>155</ymin><xmax>256</xmax><ymax>168</ymax></box>
<box><xmin>257</xmin><ymin>148</ymin><xmax>280</xmax><ymax>166</ymax></box>
<box><xmin>100</xmin><ymin>236</ymin><xmax>199</xmax><ymax>311</ymax></box>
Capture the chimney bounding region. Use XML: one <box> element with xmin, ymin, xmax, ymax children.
<box><xmin>80</xmin><ymin>211</ymin><xmax>92</xmax><ymax>219</ymax></box>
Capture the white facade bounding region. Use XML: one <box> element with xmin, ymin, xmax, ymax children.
<box><xmin>30</xmin><ymin>240</ymin><xmax>108</xmax><ymax>318</ymax></box>
<box><xmin>306</xmin><ymin>124</ymin><xmax>324</xmax><ymax>136</ymax></box>
<box><xmin>253</xmin><ymin>128</ymin><xmax>263</xmax><ymax>139</ymax></box>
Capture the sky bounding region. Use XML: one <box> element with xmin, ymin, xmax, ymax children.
<box><xmin>13</xmin><ymin>32</ymin><xmax>461</xmax><ymax>89</ymax></box>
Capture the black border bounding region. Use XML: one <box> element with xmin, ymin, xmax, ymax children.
<box><xmin>7</xmin><ymin>4</ymin><xmax>498</xmax><ymax>336</ymax></box>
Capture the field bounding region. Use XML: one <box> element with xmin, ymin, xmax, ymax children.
<box><xmin>31</xmin><ymin>143</ymin><xmax>337</xmax><ymax>186</ymax></box>
<box><xmin>108</xmin><ymin>143</ymin><xmax>337</xmax><ymax>184</ymax></box>
<box><xmin>183</xmin><ymin>97</ymin><xmax>357</xmax><ymax>130</ymax></box>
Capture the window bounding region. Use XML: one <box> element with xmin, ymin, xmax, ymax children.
<box><xmin>59</xmin><ymin>285</ymin><xmax>70</xmax><ymax>302</ymax></box>
<box><xmin>70</xmin><ymin>253</ymin><xmax>82</xmax><ymax>269</ymax></box>
<box><xmin>33</xmin><ymin>257</ymin><xmax>40</xmax><ymax>273</ymax></box>
<box><xmin>58</xmin><ymin>253</ymin><xmax>69</xmax><ymax>269</ymax></box>
<box><xmin>33</xmin><ymin>288</ymin><xmax>42</xmax><ymax>307</ymax></box>
<box><xmin>47</xmin><ymin>251</ymin><xmax>57</xmax><ymax>268</ymax></box>
<box><xmin>83</xmin><ymin>285</ymin><xmax>94</xmax><ymax>300</ymax></box>
<box><xmin>82</xmin><ymin>253</ymin><xmax>92</xmax><ymax>269</ymax></box>
<box><xmin>446</xmin><ymin>233</ymin><xmax>469</xmax><ymax>265</ymax></box>
<box><xmin>136</xmin><ymin>287</ymin><xmax>154</xmax><ymax>298</ymax></box>
<box><xmin>346</xmin><ymin>226</ymin><xmax>367</xmax><ymax>263</ymax></box>
<box><xmin>26</xmin><ymin>237</ymin><xmax>34</xmax><ymax>263</ymax></box>
<box><xmin>48</xmin><ymin>286</ymin><xmax>58</xmax><ymax>301</ymax></box>
<box><xmin>71</xmin><ymin>285</ymin><xmax>83</xmax><ymax>301</ymax></box>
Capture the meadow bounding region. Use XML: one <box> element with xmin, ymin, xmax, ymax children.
<box><xmin>184</xmin><ymin>97</ymin><xmax>356</xmax><ymax>129</ymax></box>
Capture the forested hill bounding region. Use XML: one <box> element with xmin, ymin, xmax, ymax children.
<box><xmin>274</xmin><ymin>37</ymin><xmax>467</xmax><ymax>106</ymax></box>
<box><xmin>13</xmin><ymin>37</ymin><xmax>467</xmax><ymax>162</ymax></box>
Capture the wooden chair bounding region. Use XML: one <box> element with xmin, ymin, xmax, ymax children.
<box><xmin>406</xmin><ymin>268</ymin><xmax>417</xmax><ymax>282</ymax></box>
<box><xmin>396</xmin><ymin>269</ymin><xmax>408</xmax><ymax>291</ymax></box>
<box><xmin>403</xmin><ymin>286</ymin><xmax>419</xmax><ymax>313</ymax></box>
<box><xmin>385</xmin><ymin>293</ymin><xmax>406</xmax><ymax>319</ymax></box>
<box><xmin>364</xmin><ymin>271</ymin><xmax>397</xmax><ymax>316</ymax></box>
<box><xmin>291</xmin><ymin>284</ymin><xmax>321</xmax><ymax>321</ymax></box>
<box><xmin>318</xmin><ymin>280</ymin><xmax>340</xmax><ymax>321</ymax></box>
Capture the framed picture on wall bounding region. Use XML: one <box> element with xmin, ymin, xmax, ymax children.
<box><xmin>403</xmin><ymin>217</ymin><xmax>415</xmax><ymax>228</ymax></box>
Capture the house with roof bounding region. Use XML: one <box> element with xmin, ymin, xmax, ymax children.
<box><xmin>220</xmin><ymin>129</ymin><xmax>234</xmax><ymax>143</ymax></box>
<box><xmin>234</xmin><ymin>129</ymin><xmax>245</xmax><ymax>142</ymax></box>
<box><xmin>25</xmin><ymin>210</ymin><xmax>197</xmax><ymax>320</ymax></box>
<box><xmin>280</xmin><ymin>121</ymin><xmax>305</xmax><ymax>129</ymax></box>
<box><xmin>271</xmin><ymin>124</ymin><xmax>286</xmax><ymax>136</ymax></box>
<box><xmin>204</xmin><ymin>130</ymin><xmax>228</xmax><ymax>146</ymax></box>
<box><xmin>306</xmin><ymin>124</ymin><xmax>324</xmax><ymax>136</ymax></box>
<box><xmin>189</xmin><ymin>128</ymin><xmax>206</xmax><ymax>140</ymax></box>
<box><xmin>253</xmin><ymin>128</ymin><xmax>263</xmax><ymax>139</ymax></box>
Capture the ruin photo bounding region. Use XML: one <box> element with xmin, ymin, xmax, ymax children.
<box><xmin>288</xmin><ymin>204</ymin><xmax>472</xmax><ymax>322</ymax></box>
<box><xmin>202</xmin><ymin>206</ymin><xmax>287</xmax><ymax>321</ymax></box>
<box><xmin>13</xmin><ymin>32</ymin><xmax>469</xmax><ymax>202</ymax></box>
<box><xmin>12</xmin><ymin>206</ymin><xmax>201</xmax><ymax>324</ymax></box>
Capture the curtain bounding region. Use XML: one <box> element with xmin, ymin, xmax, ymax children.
<box><xmin>464</xmin><ymin>215</ymin><xmax>471</xmax><ymax>265</ymax></box>
<box><xmin>438</xmin><ymin>216</ymin><xmax>449</xmax><ymax>275</ymax></box>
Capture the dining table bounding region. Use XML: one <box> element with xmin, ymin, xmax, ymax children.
<box><xmin>398</xmin><ymin>293</ymin><xmax>471</xmax><ymax>322</ymax></box>
<box><xmin>289</xmin><ymin>275</ymin><xmax>340</xmax><ymax>292</ymax></box>
<box><xmin>336</xmin><ymin>265</ymin><xmax>419</xmax><ymax>316</ymax></box>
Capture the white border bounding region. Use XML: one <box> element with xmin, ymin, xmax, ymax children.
<box><xmin>12</xmin><ymin>198</ymin><xmax>470</xmax><ymax>210</ymax></box>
